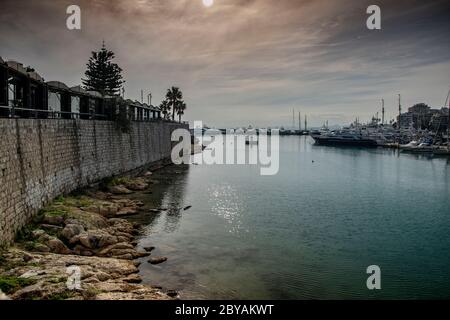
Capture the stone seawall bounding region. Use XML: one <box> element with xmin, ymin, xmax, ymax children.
<box><xmin>0</xmin><ymin>119</ymin><xmax>187</xmax><ymax>244</ymax></box>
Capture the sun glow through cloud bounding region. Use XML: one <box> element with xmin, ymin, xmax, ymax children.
<box><xmin>202</xmin><ymin>0</ymin><xmax>214</xmax><ymax>8</ymax></box>
<box><xmin>1</xmin><ymin>0</ymin><xmax>449</xmax><ymax>128</ymax></box>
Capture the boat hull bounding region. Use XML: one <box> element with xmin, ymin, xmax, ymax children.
<box><xmin>312</xmin><ymin>136</ymin><xmax>378</xmax><ymax>147</ymax></box>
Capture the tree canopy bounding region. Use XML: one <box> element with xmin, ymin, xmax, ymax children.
<box><xmin>166</xmin><ymin>87</ymin><xmax>183</xmax><ymax>121</ymax></box>
<box><xmin>82</xmin><ymin>43</ymin><xmax>125</xmax><ymax>96</ymax></box>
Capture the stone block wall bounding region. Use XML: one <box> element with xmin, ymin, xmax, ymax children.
<box><xmin>0</xmin><ymin>119</ymin><xmax>187</xmax><ymax>244</ymax></box>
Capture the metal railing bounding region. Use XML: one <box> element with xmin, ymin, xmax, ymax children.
<box><xmin>0</xmin><ymin>105</ymin><xmax>108</xmax><ymax>120</ymax></box>
<box><xmin>0</xmin><ymin>105</ymin><xmax>186</xmax><ymax>124</ymax></box>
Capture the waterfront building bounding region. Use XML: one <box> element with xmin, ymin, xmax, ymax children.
<box><xmin>0</xmin><ymin>57</ymin><xmax>163</xmax><ymax>122</ymax></box>
<box><xmin>398</xmin><ymin>112</ymin><xmax>414</xmax><ymax>128</ymax></box>
<box><xmin>397</xmin><ymin>103</ymin><xmax>449</xmax><ymax>131</ymax></box>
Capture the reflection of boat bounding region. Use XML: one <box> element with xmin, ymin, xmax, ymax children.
<box><xmin>433</xmin><ymin>148</ymin><xmax>450</xmax><ymax>156</ymax></box>
<box><xmin>311</xmin><ymin>129</ymin><xmax>377</xmax><ymax>147</ymax></box>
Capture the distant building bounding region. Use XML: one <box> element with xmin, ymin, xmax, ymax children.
<box><xmin>397</xmin><ymin>103</ymin><xmax>448</xmax><ymax>132</ymax></box>
<box><xmin>429</xmin><ymin>107</ymin><xmax>449</xmax><ymax>132</ymax></box>
<box><xmin>408</xmin><ymin>103</ymin><xmax>430</xmax><ymax>114</ymax></box>
<box><xmin>398</xmin><ymin>112</ymin><xmax>414</xmax><ymax>128</ymax></box>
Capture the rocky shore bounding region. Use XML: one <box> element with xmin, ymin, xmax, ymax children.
<box><xmin>0</xmin><ymin>171</ymin><xmax>174</xmax><ymax>300</ymax></box>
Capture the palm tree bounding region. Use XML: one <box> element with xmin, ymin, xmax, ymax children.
<box><xmin>159</xmin><ymin>100</ymin><xmax>170</xmax><ymax>120</ymax></box>
<box><xmin>177</xmin><ymin>101</ymin><xmax>186</xmax><ymax>122</ymax></box>
<box><xmin>166</xmin><ymin>86</ymin><xmax>183</xmax><ymax>121</ymax></box>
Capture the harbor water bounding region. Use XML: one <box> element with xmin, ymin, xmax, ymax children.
<box><xmin>131</xmin><ymin>136</ymin><xmax>450</xmax><ymax>299</ymax></box>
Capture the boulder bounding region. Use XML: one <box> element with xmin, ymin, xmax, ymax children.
<box><xmin>31</xmin><ymin>229</ymin><xmax>47</xmax><ymax>240</ymax></box>
<box><xmin>89</xmin><ymin>191</ymin><xmax>113</xmax><ymax>200</ymax></box>
<box><xmin>135</xmin><ymin>251</ymin><xmax>151</xmax><ymax>258</ymax></box>
<box><xmin>40</xmin><ymin>224</ymin><xmax>63</xmax><ymax>233</ymax></box>
<box><xmin>123</xmin><ymin>274</ymin><xmax>142</xmax><ymax>284</ymax></box>
<box><xmin>125</xmin><ymin>178</ymin><xmax>148</xmax><ymax>191</ymax></box>
<box><xmin>109</xmin><ymin>185</ymin><xmax>133</xmax><ymax>195</ymax></box>
<box><xmin>116</xmin><ymin>207</ymin><xmax>138</xmax><ymax>217</ymax></box>
<box><xmin>19</xmin><ymin>270</ymin><xmax>46</xmax><ymax>279</ymax></box>
<box><xmin>47</xmin><ymin>238</ymin><xmax>72</xmax><ymax>254</ymax></box>
<box><xmin>166</xmin><ymin>290</ymin><xmax>179</xmax><ymax>298</ymax></box>
<box><xmin>71</xmin><ymin>229</ymin><xmax>118</xmax><ymax>250</ymax></box>
<box><xmin>133</xmin><ymin>200</ymin><xmax>145</xmax><ymax>207</ymax></box>
<box><xmin>148</xmin><ymin>256</ymin><xmax>167</xmax><ymax>265</ymax></box>
<box><xmin>95</xmin><ymin>271</ymin><xmax>112</xmax><ymax>282</ymax></box>
<box><xmin>117</xmin><ymin>236</ymin><xmax>132</xmax><ymax>243</ymax></box>
<box><xmin>109</xmin><ymin>248</ymin><xmax>137</xmax><ymax>257</ymax></box>
<box><xmin>97</xmin><ymin>234</ymin><xmax>119</xmax><ymax>248</ymax></box>
<box><xmin>72</xmin><ymin>245</ymin><xmax>94</xmax><ymax>256</ymax></box>
<box><xmin>61</xmin><ymin>224</ymin><xmax>85</xmax><ymax>241</ymax></box>
<box><xmin>79</xmin><ymin>233</ymin><xmax>98</xmax><ymax>249</ymax></box>
<box><xmin>97</xmin><ymin>242</ymin><xmax>133</xmax><ymax>256</ymax></box>
<box><xmin>99</xmin><ymin>204</ymin><xmax>120</xmax><ymax>217</ymax></box>
<box><xmin>22</xmin><ymin>253</ymin><xmax>34</xmax><ymax>262</ymax></box>
<box><xmin>143</xmin><ymin>246</ymin><xmax>155</xmax><ymax>252</ymax></box>
<box><xmin>114</xmin><ymin>253</ymin><xmax>134</xmax><ymax>260</ymax></box>
<box><xmin>42</xmin><ymin>215</ymin><xmax>65</xmax><ymax>226</ymax></box>
<box><xmin>11</xmin><ymin>284</ymin><xmax>44</xmax><ymax>300</ymax></box>
<box><xmin>33</xmin><ymin>243</ymin><xmax>50</xmax><ymax>253</ymax></box>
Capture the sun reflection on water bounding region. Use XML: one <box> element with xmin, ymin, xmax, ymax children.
<box><xmin>208</xmin><ymin>184</ymin><xmax>248</xmax><ymax>234</ymax></box>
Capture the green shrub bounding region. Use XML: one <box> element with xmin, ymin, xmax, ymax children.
<box><xmin>0</xmin><ymin>276</ymin><xmax>36</xmax><ymax>294</ymax></box>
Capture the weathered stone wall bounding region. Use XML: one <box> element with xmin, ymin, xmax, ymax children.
<box><xmin>0</xmin><ymin>119</ymin><xmax>186</xmax><ymax>244</ymax></box>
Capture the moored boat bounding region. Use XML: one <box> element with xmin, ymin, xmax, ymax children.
<box><xmin>311</xmin><ymin>130</ymin><xmax>378</xmax><ymax>147</ymax></box>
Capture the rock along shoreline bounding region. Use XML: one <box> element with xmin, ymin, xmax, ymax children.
<box><xmin>0</xmin><ymin>167</ymin><xmax>175</xmax><ymax>300</ymax></box>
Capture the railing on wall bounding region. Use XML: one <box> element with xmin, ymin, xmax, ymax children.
<box><xmin>0</xmin><ymin>105</ymin><xmax>107</xmax><ymax>120</ymax></box>
<box><xmin>0</xmin><ymin>105</ymin><xmax>170</xmax><ymax>122</ymax></box>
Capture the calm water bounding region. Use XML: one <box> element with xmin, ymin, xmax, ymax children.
<box><xmin>129</xmin><ymin>136</ymin><xmax>450</xmax><ymax>299</ymax></box>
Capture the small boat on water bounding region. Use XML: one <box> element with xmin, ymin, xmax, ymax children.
<box><xmin>400</xmin><ymin>138</ymin><xmax>439</xmax><ymax>154</ymax></box>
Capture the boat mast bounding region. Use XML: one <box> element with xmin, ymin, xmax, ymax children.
<box><xmin>292</xmin><ymin>108</ymin><xmax>295</xmax><ymax>130</ymax></box>
<box><xmin>382</xmin><ymin>99</ymin><xmax>385</xmax><ymax>125</ymax></box>
<box><xmin>299</xmin><ymin>111</ymin><xmax>301</xmax><ymax>131</ymax></box>
<box><xmin>398</xmin><ymin>94</ymin><xmax>402</xmax><ymax>146</ymax></box>
<box><xmin>305</xmin><ymin>115</ymin><xmax>307</xmax><ymax>131</ymax></box>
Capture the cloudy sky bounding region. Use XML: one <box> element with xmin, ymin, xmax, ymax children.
<box><xmin>1</xmin><ymin>0</ymin><xmax>449</xmax><ymax>127</ymax></box>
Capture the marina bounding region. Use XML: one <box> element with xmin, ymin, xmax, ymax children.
<box><xmin>134</xmin><ymin>136</ymin><xmax>450</xmax><ymax>299</ymax></box>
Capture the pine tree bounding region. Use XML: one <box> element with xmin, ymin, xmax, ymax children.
<box><xmin>82</xmin><ymin>42</ymin><xmax>125</xmax><ymax>96</ymax></box>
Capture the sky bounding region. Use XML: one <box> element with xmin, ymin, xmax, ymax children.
<box><xmin>1</xmin><ymin>0</ymin><xmax>450</xmax><ymax>128</ymax></box>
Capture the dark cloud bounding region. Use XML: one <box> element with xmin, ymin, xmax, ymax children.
<box><xmin>1</xmin><ymin>0</ymin><xmax>449</xmax><ymax>127</ymax></box>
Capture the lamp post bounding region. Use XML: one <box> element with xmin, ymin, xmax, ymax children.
<box><xmin>147</xmin><ymin>93</ymin><xmax>152</xmax><ymax>106</ymax></box>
